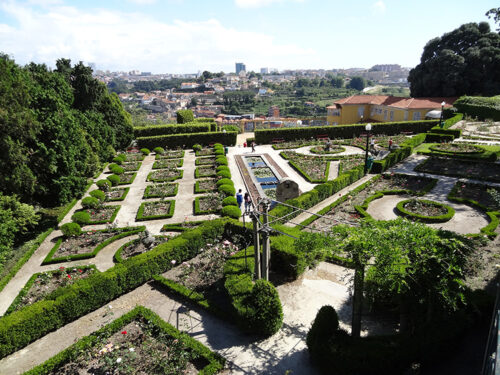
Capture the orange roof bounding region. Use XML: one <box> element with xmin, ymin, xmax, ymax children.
<box><xmin>330</xmin><ymin>95</ymin><xmax>457</xmax><ymax>109</ymax></box>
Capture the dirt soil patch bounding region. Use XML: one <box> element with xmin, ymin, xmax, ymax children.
<box><xmin>53</xmin><ymin>230</ymin><xmax>123</xmax><ymax>258</ymax></box>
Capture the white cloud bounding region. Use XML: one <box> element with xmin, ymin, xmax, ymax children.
<box><xmin>371</xmin><ymin>1</ymin><xmax>386</xmax><ymax>14</ymax></box>
<box><xmin>126</xmin><ymin>0</ymin><xmax>157</xmax><ymax>5</ymax></box>
<box><xmin>235</xmin><ymin>0</ymin><xmax>304</xmax><ymax>9</ymax></box>
<box><xmin>0</xmin><ymin>1</ymin><xmax>315</xmax><ymax>73</ymax></box>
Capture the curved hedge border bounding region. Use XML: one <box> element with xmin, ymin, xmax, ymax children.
<box><xmin>310</xmin><ymin>145</ymin><xmax>346</xmax><ymax>155</ymax></box>
<box><xmin>143</xmin><ymin>183</ymin><xmax>178</xmax><ymax>198</ymax></box>
<box><xmin>23</xmin><ymin>306</ymin><xmax>225</xmax><ymax>375</ymax></box>
<box><xmin>0</xmin><ymin>219</ymin><xmax>228</xmax><ymax>358</ymax></box>
<box><xmin>136</xmin><ymin>200</ymin><xmax>175</xmax><ymax>221</ymax></box>
<box><xmin>395</xmin><ymin>199</ymin><xmax>455</xmax><ymax>223</ymax></box>
<box><xmin>152</xmin><ymin>159</ymin><xmax>184</xmax><ymax>169</ymax></box>
<box><xmin>42</xmin><ymin>226</ymin><xmax>145</xmax><ymax>265</ymax></box>
<box><xmin>5</xmin><ymin>265</ymin><xmax>98</xmax><ymax>315</ymax></box>
<box><xmin>161</xmin><ymin>221</ymin><xmax>205</xmax><ymax>232</ymax></box>
<box><xmin>428</xmin><ymin>144</ymin><xmax>484</xmax><ymax>155</ymax></box>
<box><xmin>118</xmin><ymin>172</ymin><xmax>137</xmax><ymax>185</ymax></box>
<box><xmin>114</xmin><ymin>235</ymin><xmax>169</xmax><ymax>263</ymax></box>
<box><xmin>106</xmin><ymin>187</ymin><xmax>130</xmax><ymax>202</ymax></box>
<box><xmin>147</xmin><ymin>169</ymin><xmax>183</xmax><ymax>182</ymax></box>
<box><xmin>447</xmin><ymin>182</ymin><xmax>500</xmax><ymax>238</ymax></box>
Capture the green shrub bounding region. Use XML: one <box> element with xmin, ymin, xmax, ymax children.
<box><xmin>306</xmin><ymin>305</ymin><xmax>340</xmax><ymax>357</ymax></box>
<box><xmin>106</xmin><ymin>174</ymin><xmax>120</xmax><ymax>186</ymax></box>
<box><xmin>71</xmin><ymin>211</ymin><xmax>91</xmax><ymax>225</ymax></box>
<box><xmin>140</xmin><ymin>148</ymin><xmax>150</xmax><ymax>155</ymax></box>
<box><xmin>425</xmin><ymin>133</ymin><xmax>454</xmax><ymax>143</ymax></box>
<box><xmin>216</xmin><ymin>166</ymin><xmax>230</xmax><ymax>173</ymax></box>
<box><xmin>96</xmin><ymin>179</ymin><xmax>111</xmax><ymax>191</ymax></box>
<box><xmin>218</xmin><ymin>184</ymin><xmax>236</xmax><ymax>197</ymax></box>
<box><xmin>89</xmin><ymin>189</ymin><xmax>105</xmax><ymax>202</ymax></box>
<box><xmin>112</xmin><ymin>156</ymin><xmax>123</xmax><ymax>165</ymax></box>
<box><xmin>192</xmin><ymin>144</ymin><xmax>202</xmax><ymax>151</ymax></box>
<box><xmin>214</xmin><ymin>143</ymin><xmax>223</xmax><ymax>149</ymax></box>
<box><xmin>221</xmin><ymin>205</ymin><xmax>241</xmax><ymax>219</ymax></box>
<box><xmin>222</xmin><ymin>196</ymin><xmax>238</xmax><ymax>207</ymax></box>
<box><xmin>81</xmin><ymin>196</ymin><xmax>100</xmax><ymax>209</ymax></box>
<box><xmin>177</xmin><ymin>109</ymin><xmax>194</xmax><ymax>123</ymax></box>
<box><xmin>217</xmin><ymin>170</ymin><xmax>231</xmax><ymax>179</ymax></box>
<box><xmin>214</xmin><ymin>149</ymin><xmax>225</xmax><ymax>156</ymax></box>
<box><xmin>216</xmin><ymin>156</ymin><xmax>228</xmax><ymax>166</ymax></box>
<box><xmin>153</xmin><ymin>146</ymin><xmax>164</xmax><ymax>154</ymax></box>
<box><xmin>216</xmin><ymin>178</ymin><xmax>233</xmax><ymax>187</ymax></box>
<box><xmin>60</xmin><ymin>222</ymin><xmax>81</xmax><ymax>237</ymax></box>
<box><xmin>109</xmin><ymin>165</ymin><xmax>124</xmax><ymax>175</ymax></box>
<box><xmin>108</xmin><ymin>163</ymin><xmax>118</xmax><ymax>170</ymax></box>
<box><xmin>246</xmin><ymin>279</ymin><xmax>283</xmax><ymax>335</ymax></box>
<box><xmin>223</xmin><ymin>124</ymin><xmax>241</xmax><ymax>133</ymax></box>
<box><xmin>117</xmin><ymin>154</ymin><xmax>127</xmax><ymax>162</ymax></box>
<box><xmin>137</xmin><ymin>131</ymin><xmax>237</xmax><ymax>149</ymax></box>
<box><xmin>454</xmin><ymin>96</ymin><xmax>500</xmax><ymax>121</ymax></box>
<box><xmin>395</xmin><ymin>199</ymin><xmax>455</xmax><ymax>223</ymax></box>
<box><xmin>134</xmin><ymin>123</ymin><xmax>210</xmax><ymax>137</ymax></box>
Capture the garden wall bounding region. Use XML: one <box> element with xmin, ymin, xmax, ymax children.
<box><xmin>136</xmin><ymin>131</ymin><xmax>237</xmax><ymax>149</ymax></box>
<box><xmin>133</xmin><ymin>123</ymin><xmax>211</xmax><ymax>137</ymax></box>
<box><xmin>454</xmin><ymin>96</ymin><xmax>500</xmax><ymax>121</ymax></box>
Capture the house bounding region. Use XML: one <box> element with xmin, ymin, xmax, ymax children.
<box><xmin>326</xmin><ymin>95</ymin><xmax>457</xmax><ymax>125</ymax></box>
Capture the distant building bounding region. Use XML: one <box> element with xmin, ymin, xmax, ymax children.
<box><xmin>268</xmin><ymin>105</ymin><xmax>280</xmax><ymax>118</ymax></box>
<box><xmin>260</xmin><ymin>67</ymin><xmax>269</xmax><ymax>74</ymax></box>
<box><xmin>371</xmin><ymin>64</ymin><xmax>401</xmax><ymax>72</ymax></box>
<box><xmin>326</xmin><ymin>95</ymin><xmax>457</xmax><ymax>125</ymax></box>
<box><xmin>235</xmin><ymin>62</ymin><xmax>246</xmax><ymax>75</ymax></box>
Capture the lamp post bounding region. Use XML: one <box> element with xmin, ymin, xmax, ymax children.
<box><xmin>439</xmin><ymin>101</ymin><xmax>446</xmax><ymax>128</ymax></box>
<box><xmin>360</xmin><ymin>115</ymin><xmax>364</xmax><ymax>123</ymax></box>
<box><xmin>364</xmin><ymin>123</ymin><xmax>372</xmax><ymax>174</ymax></box>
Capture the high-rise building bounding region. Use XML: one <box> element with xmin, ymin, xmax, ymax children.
<box><xmin>260</xmin><ymin>67</ymin><xmax>269</xmax><ymax>74</ymax></box>
<box><xmin>235</xmin><ymin>62</ymin><xmax>246</xmax><ymax>75</ymax></box>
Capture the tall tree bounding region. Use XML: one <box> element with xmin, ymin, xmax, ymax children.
<box><xmin>347</xmin><ymin>76</ymin><xmax>366</xmax><ymax>91</ymax></box>
<box><xmin>409</xmin><ymin>22</ymin><xmax>500</xmax><ymax>97</ymax></box>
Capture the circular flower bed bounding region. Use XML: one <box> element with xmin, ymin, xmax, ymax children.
<box><xmin>429</xmin><ymin>143</ymin><xmax>484</xmax><ymax>154</ymax></box>
<box><xmin>395</xmin><ymin>199</ymin><xmax>455</xmax><ymax>223</ymax></box>
<box><xmin>310</xmin><ymin>145</ymin><xmax>346</xmax><ymax>154</ymax></box>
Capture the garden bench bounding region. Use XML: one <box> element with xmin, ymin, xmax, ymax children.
<box><xmin>272</xmin><ymin>138</ymin><xmax>285</xmax><ymax>144</ymax></box>
<box><xmin>316</xmin><ymin>134</ymin><xmax>329</xmax><ymax>141</ymax></box>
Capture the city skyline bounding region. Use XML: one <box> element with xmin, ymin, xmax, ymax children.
<box><xmin>0</xmin><ymin>0</ymin><xmax>497</xmax><ymax>73</ymax></box>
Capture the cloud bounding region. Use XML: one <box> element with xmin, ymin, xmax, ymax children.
<box><xmin>0</xmin><ymin>1</ymin><xmax>315</xmax><ymax>73</ymax></box>
<box><xmin>235</xmin><ymin>0</ymin><xmax>304</xmax><ymax>9</ymax></box>
<box><xmin>126</xmin><ymin>0</ymin><xmax>157</xmax><ymax>4</ymax></box>
<box><xmin>371</xmin><ymin>1</ymin><xmax>386</xmax><ymax>14</ymax></box>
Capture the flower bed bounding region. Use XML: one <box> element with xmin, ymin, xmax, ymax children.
<box><xmin>429</xmin><ymin>143</ymin><xmax>484</xmax><ymax>154</ymax></box>
<box><xmin>281</xmin><ymin>151</ymin><xmax>330</xmax><ymax>182</ymax></box>
<box><xmin>125</xmin><ymin>153</ymin><xmax>145</xmax><ymax>162</ymax></box>
<box><xmin>114</xmin><ymin>235</ymin><xmax>170</xmax><ymax>263</ymax></box>
<box><xmin>252</xmin><ymin>167</ymin><xmax>275</xmax><ymax>178</ymax></box>
<box><xmin>5</xmin><ymin>266</ymin><xmax>97</xmax><ymax>315</ymax></box>
<box><xmin>155</xmin><ymin>150</ymin><xmax>185</xmax><ymax>159</ymax></box>
<box><xmin>194</xmin><ymin>194</ymin><xmax>222</xmax><ymax>214</ymax></box>
<box><xmin>195</xmin><ymin>179</ymin><xmax>217</xmax><ymax>194</ymax></box>
<box><xmin>195</xmin><ymin>156</ymin><xmax>217</xmax><ymax>166</ymax></box>
<box><xmin>195</xmin><ymin>166</ymin><xmax>217</xmax><ymax>179</ymax></box>
<box><xmin>161</xmin><ymin>221</ymin><xmax>205</xmax><ymax>232</ymax></box>
<box><xmin>310</xmin><ymin>145</ymin><xmax>346</xmax><ymax>154</ymax></box>
<box><xmin>118</xmin><ymin>172</ymin><xmax>137</xmax><ymax>185</ymax></box>
<box><xmin>136</xmin><ymin>200</ymin><xmax>175</xmax><ymax>221</ymax></box>
<box><xmin>105</xmin><ymin>188</ymin><xmax>129</xmax><ymax>202</ymax></box>
<box><xmin>147</xmin><ymin>168</ymin><xmax>183</xmax><ymax>182</ymax></box>
<box><xmin>79</xmin><ymin>205</ymin><xmax>121</xmax><ymax>225</ymax></box>
<box><xmin>195</xmin><ymin>148</ymin><xmax>215</xmax><ymax>156</ymax></box>
<box><xmin>264</xmin><ymin>188</ymin><xmax>277</xmax><ymax>200</ymax></box>
<box><xmin>122</xmin><ymin>161</ymin><xmax>142</xmax><ymax>171</ymax></box>
<box><xmin>23</xmin><ymin>306</ymin><xmax>225</xmax><ymax>375</ymax></box>
<box><xmin>272</xmin><ymin>139</ymin><xmax>320</xmax><ymax>150</ymax></box>
<box><xmin>43</xmin><ymin>227</ymin><xmax>145</xmax><ymax>264</ymax></box>
<box><xmin>152</xmin><ymin>159</ymin><xmax>183</xmax><ymax>169</ymax></box>
<box><xmin>395</xmin><ymin>199</ymin><xmax>455</xmax><ymax>223</ymax></box>
<box><xmin>143</xmin><ymin>183</ymin><xmax>178</xmax><ymax>198</ymax></box>
<box><xmin>415</xmin><ymin>157</ymin><xmax>500</xmax><ymax>182</ymax></box>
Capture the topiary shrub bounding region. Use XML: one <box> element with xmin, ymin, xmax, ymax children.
<box><xmin>112</xmin><ymin>156</ymin><xmax>123</xmax><ymax>165</ymax></box>
<box><xmin>96</xmin><ymin>179</ymin><xmax>111</xmax><ymax>192</ymax></box>
<box><xmin>217</xmin><ymin>170</ymin><xmax>231</xmax><ymax>179</ymax></box>
<box><xmin>216</xmin><ymin>165</ymin><xmax>230</xmax><ymax>172</ymax></box>
<box><xmin>71</xmin><ymin>211</ymin><xmax>91</xmax><ymax>225</ymax></box>
<box><xmin>108</xmin><ymin>163</ymin><xmax>119</xmax><ymax>170</ymax></box>
<box><xmin>214</xmin><ymin>143</ymin><xmax>223</xmax><ymax>149</ymax></box>
<box><xmin>81</xmin><ymin>196</ymin><xmax>100</xmax><ymax>209</ymax></box>
<box><xmin>89</xmin><ymin>189</ymin><xmax>106</xmax><ymax>202</ymax></box>
<box><xmin>222</xmin><ymin>196</ymin><xmax>238</xmax><ymax>207</ymax></box>
<box><xmin>60</xmin><ymin>222</ymin><xmax>82</xmax><ymax>237</ymax></box>
<box><xmin>214</xmin><ymin>149</ymin><xmax>225</xmax><ymax>156</ymax></box>
<box><xmin>176</xmin><ymin>109</ymin><xmax>194</xmax><ymax>124</ymax></box>
<box><xmin>246</xmin><ymin>279</ymin><xmax>283</xmax><ymax>335</ymax></box>
<box><xmin>193</xmin><ymin>144</ymin><xmax>202</xmax><ymax>152</ymax></box>
<box><xmin>216</xmin><ymin>156</ymin><xmax>228</xmax><ymax>166</ymax></box>
<box><xmin>140</xmin><ymin>148</ymin><xmax>150</xmax><ymax>156</ymax></box>
<box><xmin>218</xmin><ymin>184</ymin><xmax>236</xmax><ymax>197</ymax></box>
<box><xmin>221</xmin><ymin>205</ymin><xmax>241</xmax><ymax>219</ymax></box>
<box><xmin>306</xmin><ymin>305</ymin><xmax>339</xmax><ymax>353</ymax></box>
<box><xmin>153</xmin><ymin>147</ymin><xmax>164</xmax><ymax>155</ymax></box>
<box><xmin>216</xmin><ymin>178</ymin><xmax>234</xmax><ymax>187</ymax></box>
<box><xmin>109</xmin><ymin>165</ymin><xmax>125</xmax><ymax>175</ymax></box>
<box><xmin>117</xmin><ymin>153</ymin><xmax>127</xmax><ymax>162</ymax></box>
<box><xmin>107</xmin><ymin>174</ymin><xmax>120</xmax><ymax>186</ymax></box>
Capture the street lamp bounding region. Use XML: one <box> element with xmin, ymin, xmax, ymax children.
<box><xmin>439</xmin><ymin>101</ymin><xmax>446</xmax><ymax>128</ymax></box>
<box><xmin>360</xmin><ymin>115</ymin><xmax>364</xmax><ymax>123</ymax></box>
<box><xmin>364</xmin><ymin>123</ymin><xmax>372</xmax><ymax>174</ymax></box>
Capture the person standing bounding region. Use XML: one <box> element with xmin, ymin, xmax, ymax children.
<box><xmin>388</xmin><ymin>138</ymin><xmax>393</xmax><ymax>151</ymax></box>
<box><xmin>244</xmin><ymin>192</ymin><xmax>252</xmax><ymax>212</ymax></box>
<box><xmin>236</xmin><ymin>189</ymin><xmax>243</xmax><ymax>209</ymax></box>
<box><xmin>251</xmin><ymin>141</ymin><xmax>256</xmax><ymax>152</ymax></box>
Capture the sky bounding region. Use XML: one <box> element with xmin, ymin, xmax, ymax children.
<box><xmin>0</xmin><ymin>0</ymin><xmax>497</xmax><ymax>74</ymax></box>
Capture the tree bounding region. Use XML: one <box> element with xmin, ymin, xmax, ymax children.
<box><xmin>486</xmin><ymin>7</ymin><xmax>500</xmax><ymax>32</ymax></box>
<box><xmin>347</xmin><ymin>76</ymin><xmax>366</xmax><ymax>91</ymax></box>
<box><xmin>409</xmin><ymin>22</ymin><xmax>500</xmax><ymax>97</ymax></box>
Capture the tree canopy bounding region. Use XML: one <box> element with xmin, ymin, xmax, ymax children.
<box><xmin>408</xmin><ymin>22</ymin><xmax>500</xmax><ymax>97</ymax></box>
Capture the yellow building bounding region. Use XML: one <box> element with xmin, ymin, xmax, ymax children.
<box><xmin>326</xmin><ymin>95</ymin><xmax>456</xmax><ymax>125</ymax></box>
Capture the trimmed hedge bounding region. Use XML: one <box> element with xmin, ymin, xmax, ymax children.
<box><xmin>222</xmin><ymin>196</ymin><xmax>238</xmax><ymax>207</ymax></box>
<box><xmin>216</xmin><ymin>178</ymin><xmax>234</xmax><ymax>187</ymax></box>
<box><xmin>425</xmin><ymin>133</ymin><xmax>454</xmax><ymax>143</ymax></box>
<box><xmin>134</xmin><ymin>123</ymin><xmax>210</xmax><ymax>137</ymax></box>
<box><xmin>195</xmin><ymin>166</ymin><xmax>217</xmax><ymax>179</ymax></box>
<box><xmin>60</xmin><ymin>222</ymin><xmax>81</xmax><ymax>237</ymax></box>
<box><xmin>216</xmin><ymin>170</ymin><xmax>232</xmax><ymax>179</ymax></box>
<box><xmin>288</xmin><ymin>159</ymin><xmax>331</xmax><ymax>183</ymax></box>
<box><xmin>371</xmin><ymin>134</ymin><xmax>427</xmax><ymax>173</ymax></box>
<box><xmin>114</xmin><ymin>235</ymin><xmax>168</xmax><ymax>263</ymax></box>
<box><xmin>81</xmin><ymin>196</ymin><xmax>100</xmax><ymax>209</ymax></box>
<box><xmin>23</xmin><ymin>306</ymin><xmax>225</xmax><ymax>375</ymax></box>
<box><xmin>136</xmin><ymin>200</ymin><xmax>175</xmax><ymax>221</ymax></box>
<box><xmin>194</xmin><ymin>196</ymin><xmax>219</xmax><ymax>215</ymax></box>
<box><xmin>177</xmin><ymin>109</ymin><xmax>194</xmax><ymax>123</ymax></box>
<box><xmin>218</xmin><ymin>184</ymin><xmax>236</xmax><ymax>197</ymax></box>
<box><xmin>96</xmin><ymin>179</ymin><xmax>111</xmax><ymax>191</ymax></box>
<box><xmin>454</xmin><ymin>96</ymin><xmax>500</xmax><ymax>121</ymax></box>
<box><xmin>254</xmin><ymin>120</ymin><xmax>438</xmax><ymax>144</ymax></box>
<box><xmin>137</xmin><ymin>131</ymin><xmax>237</xmax><ymax>149</ymax></box>
<box><xmin>153</xmin><ymin>146</ymin><xmax>164</xmax><ymax>154</ymax></box>
<box><xmin>221</xmin><ymin>205</ymin><xmax>241</xmax><ymax>219</ymax></box>
<box><xmin>71</xmin><ymin>211</ymin><xmax>90</xmax><ymax>225</ymax></box>
<box><xmin>106</xmin><ymin>174</ymin><xmax>120</xmax><ymax>186</ymax></box>
<box><xmin>194</xmin><ymin>179</ymin><xmax>216</xmax><ymax>194</ymax></box>
<box><xmin>395</xmin><ymin>199</ymin><xmax>455</xmax><ymax>223</ymax></box>
<box><xmin>89</xmin><ymin>189</ymin><xmax>105</xmax><ymax>202</ymax></box>
<box><xmin>106</xmin><ymin>187</ymin><xmax>130</xmax><ymax>201</ymax></box>
<box><xmin>147</xmin><ymin>169</ymin><xmax>183</xmax><ymax>182</ymax></box>
<box><xmin>143</xmin><ymin>183</ymin><xmax>178</xmax><ymax>198</ymax></box>
<box><xmin>0</xmin><ymin>220</ymin><xmax>229</xmax><ymax>358</ymax></box>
